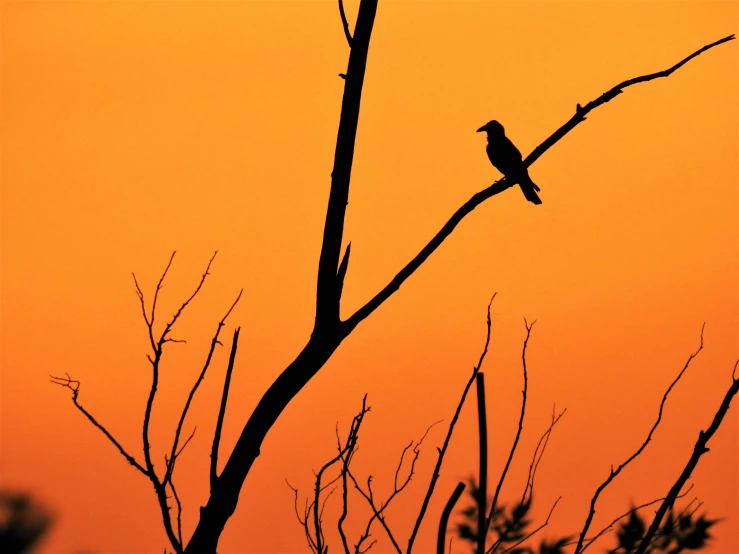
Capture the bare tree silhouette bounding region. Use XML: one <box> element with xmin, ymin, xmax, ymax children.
<box><xmin>51</xmin><ymin>1</ymin><xmax>735</xmax><ymax>551</ymax></box>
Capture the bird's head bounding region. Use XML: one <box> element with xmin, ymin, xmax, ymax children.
<box><xmin>476</xmin><ymin>120</ymin><xmax>505</xmax><ymax>135</ymax></box>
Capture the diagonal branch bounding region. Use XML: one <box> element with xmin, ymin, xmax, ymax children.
<box><xmin>341</xmin><ymin>34</ymin><xmax>735</xmax><ymax>336</ymax></box>
<box><xmin>573</xmin><ymin>325</ymin><xmax>705</xmax><ymax>554</ymax></box>
<box><xmin>211</xmin><ymin>327</ymin><xmax>241</xmax><ymax>490</ymax></box>
<box><xmin>407</xmin><ymin>294</ymin><xmax>496</xmax><ymax>553</ymax></box>
<box><xmin>50</xmin><ymin>372</ymin><xmax>183</xmax><ymax>553</ymax></box>
<box><xmin>50</xmin><ymin>374</ymin><xmax>147</xmax><ymax>475</ymax></box>
<box><xmin>634</xmin><ymin>359</ymin><xmax>739</xmax><ymax>554</ymax></box>
<box><xmin>576</xmin><ymin>483</ymin><xmax>694</xmax><ymax>553</ymax></box>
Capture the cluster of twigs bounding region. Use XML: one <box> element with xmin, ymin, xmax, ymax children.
<box><xmin>51</xmin><ymin>252</ymin><xmax>242</xmax><ymax>554</ymax></box>
<box><xmin>289</xmin><ymin>296</ymin><xmax>739</xmax><ymax>554</ymax></box>
<box><xmin>287</xmin><ymin>395</ymin><xmax>441</xmax><ymax>554</ymax></box>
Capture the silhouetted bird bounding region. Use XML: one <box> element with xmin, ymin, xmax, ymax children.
<box><xmin>477</xmin><ymin>120</ymin><xmax>542</xmax><ymax>205</ymax></box>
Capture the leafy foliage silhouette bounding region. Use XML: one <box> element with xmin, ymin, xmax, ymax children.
<box><xmin>609</xmin><ymin>508</ymin><xmax>717</xmax><ymax>554</ymax></box>
<box><xmin>456</xmin><ymin>480</ymin><xmax>717</xmax><ymax>554</ymax></box>
<box><xmin>0</xmin><ymin>490</ymin><xmax>53</xmax><ymax>554</ymax></box>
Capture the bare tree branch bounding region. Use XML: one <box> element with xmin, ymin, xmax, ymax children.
<box><xmin>143</xmin><ymin>252</ymin><xmax>218</xmax><ymax>486</ymax></box>
<box><xmin>288</xmin><ymin>395</ymin><xmax>370</xmax><ymax>554</ymax></box>
<box><xmin>522</xmin><ymin>405</ymin><xmax>566</xmax><ymax>509</ymax></box>
<box><xmin>211</xmin><ymin>326</ymin><xmax>241</xmax><ymax>490</ymax></box>
<box><xmin>336</xmin><ymin>242</ymin><xmax>352</xmax><ymax>301</ymax></box>
<box><xmin>575</xmin><ymin>483</ymin><xmax>694</xmax><ymax>553</ymax></box>
<box><xmin>50</xmin><ymin>374</ymin><xmax>147</xmax><ymax>475</ymax></box>
<box><xmin>437</xmin><ymin>482</ymin><xmax>466</xmax><ymax>554</ymax></box>
<box><xmin>287</xmin><ymin>479</ymin><xmax>320</xmax><ymax>553</ymax></box>
<box><xmin>165</xmin><ymin>290</ymin><xmax>242</xmax><ymax>487</ymax></box>
<box><xmin>487</xmin><ymin>406</ymin><xmax>565</xmax><ymax>554</ymax></box>
<box><xmin>476</xmin><ymin>373</ymin><xmax>488</xmax><ymax>554</ymax></box>
<box><xmin>348</xmin><ymin>419</ymin><xmax>439</xmax><ymax>554</ymax></box>
<box><xmin>573</xmin><ymin>324</ymin><xmax>705</xmax><ymax>554</ymax></box>
<box><xmin>132</xmin><ymin>251</ymin><xmax>176</xmax><ymax>352</ymax></box>
<box><xmin>487</xmin><ymin>319</ymin><xmax>535</xmax><ymax>532</ymax></box>
<box><xmin>165</xmin><ymin>455</ymin><xmax>185</xmax><ymax>547</ymax></box>
<box><xmin>49</xmin><ymin>372</ymin><xmax>184</xmax><ymax>554</ymax></box>
<box><xmin>315</xmin><ymin>0</ymin><xmax>378</xmax><ymax>329</ymax></box>
<box><xmin>635</xmin><ymin>359</ymin><xmax>739</xmax><ymax>554</ymax></box>
<box><xmin>338</xmin><ymin>0</ymin><xmax>353</xmax><ymax>46</ymax></box>
<box><xmin>408</xmin><ymin>293</ymin><xmax>496</xmax><ymax>552</ymax></box>
<box><xmin>341</xmin><ymin>35</ymin><xmax>735</xmax><ymax>336</ymax></box>
<box><xmin>347</xmin><ymin>473</ymin><xmax>402</xmax><ymax>554</ymax></box>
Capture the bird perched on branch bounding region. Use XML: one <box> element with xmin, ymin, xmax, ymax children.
<box><xmin>477</xmin><ymin>120</ymin><xmax>542</xmax><ymax>205</ymax></box>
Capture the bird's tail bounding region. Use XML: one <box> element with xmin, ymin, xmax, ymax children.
<box><xmin>520</xmin><ymin>176</ymin><xmax>543</xmax><ymax>205</ymax></box>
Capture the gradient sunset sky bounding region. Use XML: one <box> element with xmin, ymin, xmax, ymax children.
<box><xmin>1</xmin><ymin>1</ymin><xmax>737</xmax><ymax>553</ymax></box>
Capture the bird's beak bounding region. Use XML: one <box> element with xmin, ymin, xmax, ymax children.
<box><xmin>476</xmin><ymin>125</ymin><xmax>486</xmax><ymax>133</ymax></box>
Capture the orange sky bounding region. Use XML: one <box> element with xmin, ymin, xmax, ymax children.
<box><xmin>1</xmin><ymin>1</ymin><xmax>737</xmax><ymax>553</ymax></box>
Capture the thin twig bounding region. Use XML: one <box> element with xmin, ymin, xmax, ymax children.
<box><xmin>50</xmin><ymin>374</ymin><xmax>147</xmax><ymax>475</ymax></box>
<box><xmin>408</xmin><ymin>294</ymin><xmax>496</xmax><ymax>553</ymax></box>
<box><xmin>338</xmin><ymin>0</ymin><xmax>353</xmax><ymax>46</ymax></box>
<box><xmin>487</xmin><ymin>319</ymin><xmax>535</xmax><ymax>531</ymax></box>
<box><xmin>522</xmin><ymin>405</ymin><xmax>566</xmax><ymax>507</ymax></box>
<box><xmin>165</xmin><ymin>289</ymin><xmax>242</xmax><ymax>486</ymax></box>
<box><xmin>574</xmin><ymin>325</ymin><xmax>705</xmax><ymax>554</ymax></box>
<box><xmin>488</xmin><ymin>406</ymin><xmax>566</xmax><ymax>554</ymax></box>
<box><xmin>287</xmin><ymin>480</ymin><xmax>320</xmax><ymax>553</ymax></box>
<box><xmin>132</xmin><ymin>251</ymin><xmax>176</xmax><ymax>352</ymax></box>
